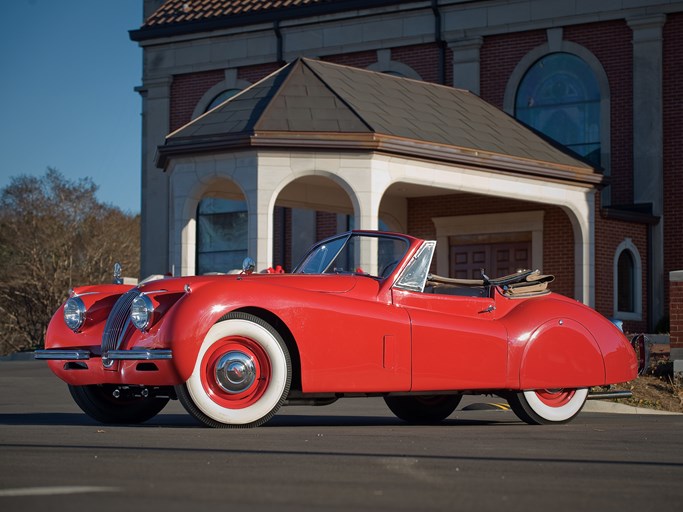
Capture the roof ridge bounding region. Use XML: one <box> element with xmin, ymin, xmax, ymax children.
<box><xmin>302</xmin><ymin>57</ymin><xmax>473</xmax><ymax>94</ymax></box>
<box><xmin>164</xmin><ymin>62</ymin><xmax>294</xmax><ymax>140</ymax></box>
<box><xmin>251</xmin><ymin>59</ymin><xmax>300</xmax><ymax>132</ymax></box>
<box><xmin>299</xmin><ymin>58</ymin><xmax>376</xmax><ymax>133</ymax></box>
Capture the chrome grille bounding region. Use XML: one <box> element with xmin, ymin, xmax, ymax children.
<box><xmin>101</xmin><ymin>289</ymin><xmax>139</xmax><ymax>358</ymax></box>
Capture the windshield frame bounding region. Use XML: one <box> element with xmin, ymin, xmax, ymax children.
<box><xmin>393</xmin><ymin>240</ymin><xmax>436</xmax><ymax>292</ymax></box>
<box><xmin>293</xmin><ymin>231</ymin><xmax>411</xmax><ymax>279</ymax></box>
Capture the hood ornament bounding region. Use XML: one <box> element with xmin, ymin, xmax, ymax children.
<box><xmin>113</xmin><ymin>262</ymin><xmax>123</xmax><ymax>284</ymax></box>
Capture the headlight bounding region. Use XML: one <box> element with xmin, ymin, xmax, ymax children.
<box><xmin>131</xmin><ymin>294</ymin><xmax>154</xmax><ymax>331</ymax></box>
<box><xmin>64</xmin><ymin>297</ymin><xmax>86</xmax><ymax>332</ymax></box>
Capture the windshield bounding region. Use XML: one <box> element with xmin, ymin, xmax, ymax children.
<box><xmin>294</xmin><ymin>233</ymin><xmax>410</xmax><ymax>279</ymax></box>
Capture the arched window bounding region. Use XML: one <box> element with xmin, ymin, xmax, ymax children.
<box><xmin>617</xmin><ymin>250</ymin><xmax>635</xmax><ymax>313</ymax></box>
<box><xmin>205</xmin><ymin>88</ymin><xmax>241</xmax><ymax>112</ymax></box>
<box><xmin>196</xmin><ymin>198</ymin><xmax>247</xmax><ymax>274</ymax></box>
<box><xmin>515</xmin><ymin>53</ymin><xmax>601</xmax><ymax>166</ymax></box>
<box><xmin>613</xmin><ymin>239</ymin><xmax>642</xmax><ymax>321</ymax></box>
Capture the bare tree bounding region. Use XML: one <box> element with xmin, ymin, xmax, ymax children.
<box><xmin>0</xmin><ymin>168</ymin><xmax>140</xmax><ymax>355</ymax></box>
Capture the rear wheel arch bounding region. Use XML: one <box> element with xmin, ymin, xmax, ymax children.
<box><xmin>519</xmin><ymin>318</ymin><xmax>605</xmax><ymax>389</ymax></box>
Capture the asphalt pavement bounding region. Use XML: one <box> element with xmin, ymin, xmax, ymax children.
<box><xmin>1</xmin><ymin>360</ymin><xmax>681</xmax><ymax>512</ymax></box>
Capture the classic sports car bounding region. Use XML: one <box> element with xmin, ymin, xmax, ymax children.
<box><xmin>36</xmin><ymin>231</ymin><xmax>637</xmax><ymax>427</ymax></box>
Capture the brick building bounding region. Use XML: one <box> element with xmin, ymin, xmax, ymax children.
<box><xmin>129</xmin><ymin>0</ymin><xmax>683</xmax><ymax>344</ymax></box>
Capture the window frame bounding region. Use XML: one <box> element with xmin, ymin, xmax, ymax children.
<box><xmin>195</xmin><ymin>197</ymin><xmax>248</xmax><ymax>275</ymax></box>
<box><xmin>613</xmin><ymin>238</ymin><xmax>643</xmax><ymax>321</ymax></box>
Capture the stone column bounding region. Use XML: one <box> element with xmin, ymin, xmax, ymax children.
<box><xmin>628</xmin><ymin>14</ymin><xmax>666</xmax><ymax>330</ymax></box>
<box><xmin>448</xmin><ymin>37</ymin><xmax>483</xmax><ymax>95</ymax></box>
<box><xmin>136</xmin><ymin>76</ymin><xmax>171</xmax><ymax>277</ymax></box>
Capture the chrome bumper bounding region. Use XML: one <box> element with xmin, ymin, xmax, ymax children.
<box><xmin>34</xmin><ymin>349</ymin><xmax>172</xmax><ymax>361</ymax></box>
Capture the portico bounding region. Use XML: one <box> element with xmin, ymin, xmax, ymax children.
<box><xmin>157</xmin><ymin>58</ymin><xmax>602</xmax><ymax>304</ymax></box>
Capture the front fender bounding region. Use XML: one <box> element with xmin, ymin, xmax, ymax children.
<box><xmin>161</xmin><ymin>279</ymin><xmax>277</xmax><ymax>382</ymax></box>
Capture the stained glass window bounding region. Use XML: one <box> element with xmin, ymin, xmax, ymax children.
<box><xmin>196</xmin><ymin>198</ymin><xmax>247</xmax><ymax>274</ymax></box>
<box><xmin>515</xmin><ymin>53</ymin><xmax>601</xmax><ymax>166</ymax></box>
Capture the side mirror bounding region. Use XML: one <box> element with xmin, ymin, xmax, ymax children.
<box><xmin>242</xmin><ymin>257</ymin><xmax>256</xmax><ymax>275</ymax></box>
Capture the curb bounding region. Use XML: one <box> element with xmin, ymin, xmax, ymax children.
<box><xmin>583</xmin><ymin>400</ymin><xmax>682</xmax><ymax>415</ymax></box>
<box><xmin>0</xmin><ymin>352</ymin><xmax>36</xmax><ymax>362</ymax></box>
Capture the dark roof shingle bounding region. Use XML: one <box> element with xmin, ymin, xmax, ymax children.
<box><xmin>160</xmin><ymin>58</ymin><xmax>600</xmax><ymax>184</ymax></box>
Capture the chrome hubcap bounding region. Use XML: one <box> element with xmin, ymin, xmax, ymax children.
<box><xmin>215</xmin><ymin>351</ymin><xmax>256</xmax><ymax>394</ymax></box>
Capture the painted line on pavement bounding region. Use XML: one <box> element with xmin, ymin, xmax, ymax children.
<box><xmin>0</xmin><ymin>486</ymin><xmax>120</xmax><ymax>497</ymax></box>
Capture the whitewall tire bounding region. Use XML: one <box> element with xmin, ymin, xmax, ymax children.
<box><xmin>176</xmin><ymin>312</ymin><xmax>291</xmax><ymax>428</ymax></box>
<box><xmin>507</xmin><ymin>388</ymin><xmax>588</xmax><ymax>425</ymax></box>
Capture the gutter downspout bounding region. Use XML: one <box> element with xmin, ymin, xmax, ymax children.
<box><xmin>432</xmin><ymin>0</ymin><xmax>445</xmax><ymax>85</ymax></box>
<box><xmin>274</xmin><ymin>20</ymin><xmax>285</xmax><ymax>66</ymax></box>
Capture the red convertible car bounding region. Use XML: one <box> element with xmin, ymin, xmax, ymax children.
<box><xmin>36</xmin><ymin>231</ymin><xmax>637</xmax><ymax>427</ymax></box>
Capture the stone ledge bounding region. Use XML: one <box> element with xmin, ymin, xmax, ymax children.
<box><xmin>670</xmin><ymin>270</ymin><xmax>683</xmax><ymax>282</ymax></box>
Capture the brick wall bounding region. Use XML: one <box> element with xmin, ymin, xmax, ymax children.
<box><xmin>322</xmin><ymin>49</ymin><xmax>377</xmax><ymax>68</ymax></box>
<box><xmin>594</xmin><ymin>197</ymin><xmax>649</xmax><ymax>333</ymax></box>
<box><xmin>670</xmin><ymin>272</ymin><xmax>683</xmax><ymax>351</ymax></box>
<box><xmin>316</xmin><ymin>212</ymin><xmax>338</xmax><ymax>240</ymax></box>
<box><xmin>237</xmin><ymin>62</ymin><xmax>281</xmax><ymax>84</ymax></box>
<box><xmin>480</xmin><ymin>22</ymin><xmax>633</xmax><ymax>206</ymax></box>
<box><xmin>664</xmin><ymin>13</ymin><xmax>683</xmax><ymax>308</ymax></box>
<box><xmin>169</xmin><ymin>69</ymin><xmax>224</xmax><ymax>131</ymax></box>
<box><xmin>391</xmin><ymin>43</ymin><xmax>452</xmax><ymax>84</ymax></box>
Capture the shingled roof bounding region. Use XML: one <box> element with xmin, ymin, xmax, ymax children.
<box><xmin>157</xmin><ymin>58</ymin><xmax>601</xmax><ymax>185</ymax></box>
<box><xmin>131</xmin><ymin>0</ymin><xmax>410</xmax><ymax>40</ymax></box>
<box><xmin>144</xmin><ymin>0</ymin><xmax>330</xmax><ymax>27</ymax></box>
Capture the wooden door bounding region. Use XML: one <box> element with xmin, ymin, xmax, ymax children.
<box><xmin>451</xmin><ymin>242</ymin><xmax>531</xmax><ymax>279</ymax></box>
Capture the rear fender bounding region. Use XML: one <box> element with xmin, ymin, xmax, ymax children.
<box><xmin>503</xmin><ymin>295</ymin><xmax>637</xmax><ymax>389</ymax></box>
<box><xmin>519</xmin><ymin>318</ymin><xmax>605</xmax><ymax>389</ymax></box>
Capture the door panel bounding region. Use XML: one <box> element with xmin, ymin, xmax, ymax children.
<box><xmin>292</xmin><ymin>292</ymin><xmax>412</xmax><ymax>393</ymax></box>
<box><xmin>392</xmin><ymin>289</ymin><xmax>508</xmax><ymax>391</ymax></box>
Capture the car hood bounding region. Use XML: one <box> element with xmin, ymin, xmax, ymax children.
<box><xmin>139</xmin><ymin>273</ymin><xmax>361</xmax><ymax>295</ymax></box>
<box><xmin>238</xmin><ymin>273</ymin><xmax>359</xmax><ymax>293</ymax></box>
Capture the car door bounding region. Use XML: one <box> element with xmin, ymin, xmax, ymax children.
<box><xmin>392</xmin><ymin>287</ymin><xmax>508</xmax><ymax>391</ymax></box>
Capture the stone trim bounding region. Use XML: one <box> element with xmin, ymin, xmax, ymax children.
<box><xmin>613</xmin><ymin>238</ymin><xmax>643</xmax><ymax>321</ymax></box>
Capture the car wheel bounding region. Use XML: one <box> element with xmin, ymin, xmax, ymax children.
<box><xmin>506</xmin><ymin>388</ymin><xmax>588</xmax><ymax>425</ymax></box>
<box><xmin>176</xmin><ymin>312</ymin><xmax>292</xmax><ymax>428</ymax></box>
<box><xmin>68</xmin><ymin>384</ymin><xmax>170</xmax><ymax>424</ymax></box>
<box><xmin>384</xmin><ymin>394</ymin><xmax>462</xmax><ymax>424</ymax></box>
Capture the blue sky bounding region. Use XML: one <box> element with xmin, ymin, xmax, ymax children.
<box><xmin>0</xmin><ymin>0</ymin><xmax>143</xmax><ymax>213</ymax></box>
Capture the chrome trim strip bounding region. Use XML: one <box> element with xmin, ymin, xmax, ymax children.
<box><xmin>102</xmin><ymin>349</ymin><xmax>172</xmax><ymax>361</ymax></box>
<box><xmin>34</xmin><ymin>349</ymin><xmax>91</xmax><ymax>360</ymax></box>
